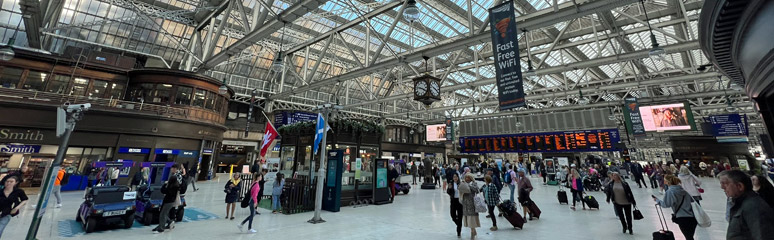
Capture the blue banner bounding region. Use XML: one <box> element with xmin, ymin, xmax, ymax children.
<box><xmin>709</xmin><ymin>114</ymin><xmax>748</xmax><ymax>136</ymax></box>
<box><xmin>118</xmin><ymin>147</ymin><xmax>150</xmax><ymax>154</ymax></box>
<box><xmin>313</xmin><ymin>113</ymin><xmax>325</xmax><ymax>154</ymax></box>
<box><xmin>459</xmin><ymin>129</ymin><xmax>621</xmax><ymax>153</ymax></box>
<box><xmin>0</xmin><ymin>144</ymin><xmax>40</xmax><ymax>153</ymax></box>
<box><xmin>489</xmin><ymin>1</ymin><xmax>525</xmax><ymax>111</ymax></box>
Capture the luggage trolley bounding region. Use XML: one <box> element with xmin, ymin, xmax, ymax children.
<box><xmin>545</xmin><ymin>159</ymin><xmax>559</xmax><ymax>185</ymax></box>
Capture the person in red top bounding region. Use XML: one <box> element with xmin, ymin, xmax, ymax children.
<box><xmin>238</xmin><ymin>173</ymin><xmax>262</xmax><ymax>234</ymax></box>
<box><xmin>53</xmin><ymin>166</ymin><xmax>66</xmax><ymax>208</ymax></box>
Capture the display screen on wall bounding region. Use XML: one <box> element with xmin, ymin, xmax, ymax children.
<box><xmin>459</xmin><ymin>129</ymin><xmax>620</xmax><ymax>153</ymax></box>
<box><xmin>426</xmin><ymin>124</ymin><xmax>447</xmax><ymax>142</ymax></box>
<box><xmin>639</xmin><ymin>102</ymin><xmax>696</xmax><ymax>131</ymax></box>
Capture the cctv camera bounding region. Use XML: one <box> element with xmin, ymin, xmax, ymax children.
<box><xmin>65</xmin><ymin>103</ymin><xmax>91</xmax><ymax>111</ymax></box>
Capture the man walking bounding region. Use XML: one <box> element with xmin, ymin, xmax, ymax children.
<box><xmin>53</xmin><ymin>166</ymin><xmax>66</xmax><ymax>208</ymax></box>
<box><xmin>719</xmin><ymin>170</ymin><xmax>774</xmax><ymax>240</ymax></box>
<box><xmin>631</xmin><ymin>163</ymin><xmax>647</xmax><ymax>188</ymax></box>
<box><xmin>411</xmin><ymin>161</ymin><xmax>418</xmax><ymax>185</ymax></box>
<box><xmin>505</xmin><ymin>165</ymin><xmax>517</xmax><ymax>203</ymax></box>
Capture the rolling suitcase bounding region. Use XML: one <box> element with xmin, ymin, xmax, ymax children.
<box><xmin>557</xmin><ymin>186</ymin><xmax>568</xmax><ymax>204</ymax></box>
<box><xmin>503</xmin><ymin>211</ymin><xmax>525</xmax><ymax>229</ymax></box>
<box><xmin>653</xmin><ymin>204</ymin><xmax>676</xmax><ymax>240</ymax></box>
<box><xmin>497</xmin><ymin>200</ymin><xmax>517</xmax><ymax>216</ymax></box>
<box><xmin>525</xmin><ymin>200</ymin><xmax>541</xmax><ymax>219</ymax></box>
<box><xmin>583</xmin><ymin>195</ymin><xmax>599</xmax><ymax>209</ymax></box>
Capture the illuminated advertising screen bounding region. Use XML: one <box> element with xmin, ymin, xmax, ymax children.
<box><xmin>639</xmin><ymin>103</ymin><xmax>695</xmax><ymax>131</ymax></box>
<box><xmin>426</xmin><ymin>124</ymin><xmax>447</xmax><ymax>142</ymax></box>
<box><xmin>459</xmin><ymin>129</ymin><xmax>621</xmax><ymax>153</ymax></box>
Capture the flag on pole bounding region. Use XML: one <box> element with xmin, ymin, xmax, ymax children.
<box><xmin>313</xmin><ymin>113</ymin><xmax>331</xmax><ymax>154</ymax></box>
<box><xmin>259</xmin><ymin>121</ymin><xmax>279</xmax><ymax>158</ymax></box>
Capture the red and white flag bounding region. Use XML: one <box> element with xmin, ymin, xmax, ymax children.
<box><xmin>259</xmin><ymin>122</ymin><xmax>279</xmax><ymax>158</ymax></box>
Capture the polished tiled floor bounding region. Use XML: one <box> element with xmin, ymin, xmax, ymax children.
<box><xmin>4</xmin><ymin>173</ymin><xmax>732</xmax><ymax>240</ymax></box>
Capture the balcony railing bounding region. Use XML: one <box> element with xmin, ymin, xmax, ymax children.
<box><xmin>0</xmin><ymin>88</ymin><xmax>225</xmax><ymax>126</ymax></box>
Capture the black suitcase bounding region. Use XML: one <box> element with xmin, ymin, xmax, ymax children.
<box><xmin>497</xmin><ymin>200</ymin><xmax>517</xmax><ymax>216</ymax></box>
<box><xmin>503</xmin><ymin>211</ymin><xmax>525</xmax><ymax>229</ymax></box>
<box><xmin>653</xmin><ymin>204</ymin><xmax>676</xmax><ymax>240</ymax></box>
<box><xmin>583</xmin><ymin>195</ymin><xmax>599</xmax><ymax>209</ymax></box>
<box><xmin>557</xmin><ymin>189</ymin><xmax>568</xmax><ymax>204</ymax></box>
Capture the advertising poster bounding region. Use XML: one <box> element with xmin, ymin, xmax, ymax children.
<box><xmin>355</xmin><ymin>158</ymin><xmax>362</xmax><ymax>179</ymax></box>
<box><xmin>639</xmin><ymin>102</ymin><xmax>696</xmax><ymax>131</ymax></box>
<box><xmin>623</xmin><ymin>97</ymin><xmax>646</xmax><ymax>136</ymax></box>
<box><xmin>426</xmin><ymin>124</ymin><xmax>447</xmax><ymax>141</ymax></box>
<box><xmin>376</xmin><ymin>168</ymin><xmax>387</xmax><ymax>188</ymax></box>
<box><xmin>489</xmin><ymin>1</ymin><xmax>525</xmax><ymax>111</ymax></box>
<box><xmin>445</xmin><ymin>118</ymin><xmax>454</xmax><ymax>141</ymax></box>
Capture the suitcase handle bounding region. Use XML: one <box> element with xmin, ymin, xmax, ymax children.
<box><xmin>654</xmin><ymin>203</ymin><xmax>670</xmax><ymax>231</ymax></box>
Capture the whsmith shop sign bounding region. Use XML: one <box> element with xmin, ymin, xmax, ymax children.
<box><xmin>0</xmin><ymin>144</ymin><xmax>41</xmax><ymax>153</ymax></box>
<box><xmin>0</xmin><ymin>129</ymin><xmax>45</xmax><ymax>142</ymax></box>
<box><xmin>489</xmin><ymin>1</ymin><xmax>525</xmax><ymax>111</ymax></box>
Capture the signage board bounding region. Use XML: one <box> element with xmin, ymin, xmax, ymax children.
<box><xmin>489</xmin><ymin>1</ymin><xmax>525</xmax><ymax>111</ymax></box>
<box><xmin>708</xmin><ymin>114</ymin><xmax>748</xmax><ymax>136</ymax></box>
<box><xmin>0</xmin><ymin>144</ymin><xmax>41</xmax><ymax>153</ymax></box>
<box><xmin>623</xmin><ymin>97</ymin><xmax>646</xmax><ymax>136</ymax></box>
<box><xmin>118</xmin><ymin>147</ymin><xmax>150</xmax><ymax>154</ymax></box>
<box><xmin>459</xmin><ymin>128</ymin><xmax>621</xmax><ymax>153</ymax></box>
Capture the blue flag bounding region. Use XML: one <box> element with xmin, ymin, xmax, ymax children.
<box><xmin>313</xmin><ymin>113</ymin><xmax>330</xmax><ymax>154</ymax></box>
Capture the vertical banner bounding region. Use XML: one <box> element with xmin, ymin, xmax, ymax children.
<box><xmin>623</xmin><ymin>97</ymin><xmax>646</xmax><ymax>136</ymax></box>
<box><xmin>445</xmin><ymin>117</ymin><xmax>453</xmax><ymax>142</ymax></box>
<box><xmin>355</xmin><ymin>158</ymin><xmax>362</xmax><ymax>179</ymax></box>
<box><xmin>489</xmin><ymin>1</ymin><xmax>525</xmax><ymax>111</ymax></box>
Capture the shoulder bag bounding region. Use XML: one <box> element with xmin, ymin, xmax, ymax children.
<box><xmin>692</xmin><ymin>199</ymin><xmax>711</xmax><ymax>227</ymax></box>
<box><xmin>474</xmin><ymin>194</ymin><xmax>487</xmax><ymax>213</ymax></box>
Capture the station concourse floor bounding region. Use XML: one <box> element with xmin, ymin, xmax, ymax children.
<box><xmin>5</xmin><ymin>174</ymin><xmax>731</xmax><ymax>240</ymax></box>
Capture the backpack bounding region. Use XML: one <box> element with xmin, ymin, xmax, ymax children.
<box><xmin>504</xmin><ymin>171</ymin><xmax>513</xmax><ymax>184</ymax></box>
<box><xmin>240</xmin><ymin>192</ymin><xmax>251</xmax><ymax>208</ymax></box>
<box><xmin>60</xmin><ymin>172</ymin><xmax>70</xmax><ymax>185</ymax></box>
<box><xmin>178</xmin><ymin>176</ymin><xmax>189</xmax><ymax>194</ymax></box>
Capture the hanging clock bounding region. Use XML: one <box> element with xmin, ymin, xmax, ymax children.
<box><xmin>413</xmin><ymin>74</ymin><xmax>442</xmax><ymax>105</ymax></box>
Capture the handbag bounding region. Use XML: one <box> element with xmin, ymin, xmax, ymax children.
<box><xmin>474</xmin><ymin>194</ymin><xmax>487</xmax><ymax>213</ymax></box>
<box><xmin>697</xmin><ymin>188</ymin><xmax>704</xmax><ymax>194</ymax></box>
<box><xmin>692</xmin><ymin>201</ymin><xmax>711</xmax><ymax>227</ymax></box>
<box><xmin>633</xmin><ymin>206</ymin><xmax>644</xmax><ymax>220</ymax></box>
<box><xmin>671</xmin><ymin>195</ymin><xmax>686</xmax><ymax>223</ymax></box>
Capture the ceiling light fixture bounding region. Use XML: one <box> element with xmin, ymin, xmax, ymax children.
<box><xmin>577</xmin><ymin>89</ymin><xmax>589</xmax><ymax>105</ymax></box>
<box><xmin>218</xmin><ymin>78</ymin><xmax>228</xmax><ymax>94</ymax></box>
<box><xmin>726</xmin><ymin>97</ymin><xmax>738</xmax><ymax>112</ymax></box>
<box><xmin>523</xmin><ymin>29</ymin><xmax>537</xmax><ymax>80</ymax></box>
<box><xmin>0</xmin><ymin>20</ymin><xmax>23</xmax><ymax>61</ymax></box>
<box><xmin>271</xmin><ymin>22</ymin><xmax>287</xmax><ymax>73</ymax></box>
<box><xmin>404</xmin><ymin>0</ymin><xmax>420</xmax><ymax>22</ymax></box>
<box><xmin>641</xmin><ymin>0</ymin><xmax>666</xmax><ymax>62</ymax></box>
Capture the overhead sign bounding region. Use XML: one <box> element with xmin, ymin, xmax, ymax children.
<box><xmin>445</xmin><ymin>117</ymin><xmax>454</xmax><ymax>141</ymax></box>
<box><xmin>708</xmin><ymin>113</ymin><xmax>748</xmax><ymax>136</ymax></box>
<box><xmin>0</xmin><ymin>144</ymin><xmax>41</xmax><ymax>153</ymax></box>
<box><xmin>118</xmin><ymin>147</ymin><xmax>150</xmax><ymax>154</ymax></box>
<box><xmin>623</xmin><ymin>97</ymin><xmax>646</xmax><ymax>136</ymax></box>
<box><xmin>274</xmin><ymin>111</ymin><xmax>317</xmax><ymax>127</ymax></box>
<box><xmin>489</xmin><ymin>1</ymin><xmax>525</xmax><ymax>111</ymax></box>
<box><xmin>460</xmin><ymin>128</ymin><xmax>621</xmax><ymax>153</ymax></box>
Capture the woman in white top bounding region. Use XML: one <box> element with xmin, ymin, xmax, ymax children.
<box><xmin>677</xmin><ymin>166</ymin><xmax>703</xmax><ymax>204</ymax></box>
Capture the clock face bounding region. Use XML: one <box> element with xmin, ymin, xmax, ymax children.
<box><xmin>430</xmin><ymin>81</ymin><xmax>440</xmax><ymax>97</ymax></box>
<box><xmin>415</xmin><ymin>81</ymin><xmax>428</xmax><ymax>96</ymax></box>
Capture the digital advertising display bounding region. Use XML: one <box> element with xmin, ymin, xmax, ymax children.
<box><xmin>459</xmin><ymin>129</ymin><xmax>621</xmax><ymax>153</ymax></box>
<box><xmin>426</xmin><ymin>124</ymin><xmax>447</xmax><ymax>142</ymax></box>
<box><xmin>639</xmin><ymin>102</ymin><xmax>696</xmax><ymax>131</ymax></box>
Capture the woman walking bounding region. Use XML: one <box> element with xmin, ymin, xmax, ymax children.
<box><xmin>447</xmin><ymin>173</ymin><xmax>463</xmax><ymax>237</ymax></box>
<box><xmin>653</xmin><ymin>174</ymin><xmax>697</xmax><ymax>240</ymax></box>
<box><xmin>224</xmin><ymin>174</ymin><xmax>241</xmax><ymax>220</ymax></box>
<box><xmin>517</xmin><ymin>169</ymin><xmax>535</xmax><ymax>220</ymax></box>
<box><xmin>272</xmin><ymin>173</ymin><xmax>285</xmax><ymax>214</ymax></box>
<box><xmin>569</xmin><ymin>168</ymin><xmax>586</xmax><ymax>210</ymax></box>
<box><xmin>238</xmin><ymin>173</ymin><xmax>261</xmax><ymax>233</ymax></box>
<box><xmin>482</xmin><ymin>175</ymin><xmax>499</xmax><ymax>231</ymax></box>
<box><xmin>605</xmin><ymin>172</ymin><xmax>636</xmax><ymax>235</ymax></box>
<box><xmin>678</xmin><ymin>166</ymin><xmax>703</xmax><ymax>205</ymax></box>
<box><xmin>0</xmin><ymin>175</ymin><xmax>28</xmax><ymax>238</ymax></box>
<box><xmin>458</xmin><ymin>173</ymin><xmax>480</xmax><ymax>239</ymax></box>
<box><xmin>154</xmin><ymin>167</ymin><xmax>181</xmax><ymax>234</ymax></box>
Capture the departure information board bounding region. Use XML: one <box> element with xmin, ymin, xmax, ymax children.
<box><xmin>459</xmin><ymin>129</ymin><xmax>621</xmax><ymax>153</ymax></box>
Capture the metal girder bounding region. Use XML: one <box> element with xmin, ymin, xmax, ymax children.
<box><xmin>197</xmin><ymin>0</ymin><xmax>330</xmax><ymax>71</ymax></box>
<box><xmin>388</xmin><ymin>71</ymin><xmax>723</xmax><ymax>117</ymax></box>
<box><xmin>18</xmin><ymin>0</ymin><xmax>42</xmax><ymax>48</ymax></box>
<box><xmin>424</xmin><ymin>89</ymin><xmax>745</xmax><ymax>122</ymax></box>
<box><xmin>346</xmin><ymin>41</ymin><xmax>701</xmax><ymax>109</ymax></box>
<box><xmin>102</xmin><ymin>0</ymin><xmax>196</xmax><ymax>25</ymax></box>
<box><xmin>285</xmin><ymin>0</ymin><xmax>404</xmax><ymax>55</ymax></box>
<box><xmin>269</xmin><ymin>0</ymin><xmax>641</xmax><ymax>100</ymax></box>
<box><xmin>595</xmin><ymin>10</ymin><xmax>650</xmax><ymax>74</ymax></box>
<box><xmin>42</xmin><ymin>32</ymin><xmax>171</xmax><ymax>68</ymax></box>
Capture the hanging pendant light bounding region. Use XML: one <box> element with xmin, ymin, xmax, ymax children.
<box><xmin>726</xmin><ymin>97</ymin><xmax>738</xmax><ymax>112</ymax></box>
<box><xmin>272</xmin><ymin>22</ymin><xmax>287</xmax><ymax>73</ymax></box>
<box><xmin>0</xmin><ymin>20</ymin><xmax>23</xmax><ymax>61</ymax></box>
<box><xmin>218</xmin><ymin>78</ymin><xmax>228</xmax><ymax>94</ymax></box>
<box><xmin>523</xmin><ymin>29</ymin><xmax>537</xmax><ymax>80</ymax></box>
<box><xmin>641</xmin><ymin>0</ymin><xmax>666</xmax><ymax>62</ymax></box>
<box><xmin>404</xmin><ymin>0</ymin><xmax>420</xmax><ymax>22</ymax></box>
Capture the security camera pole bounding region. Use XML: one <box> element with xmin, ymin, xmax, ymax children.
<box><xmin>26</xmin><ymin>103</ymin><xmax>89</xmax><ymax>240</ymax></box>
